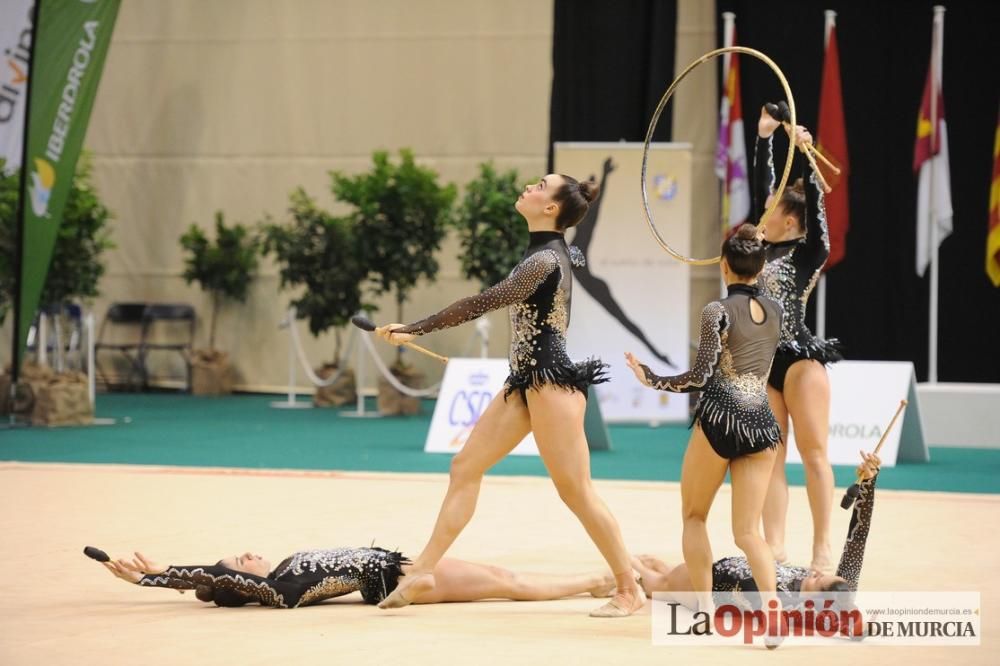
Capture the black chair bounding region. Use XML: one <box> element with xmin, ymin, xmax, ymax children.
<box><xmin>94</xmin><ymin>302</ymin><xmax>148</xmax><ymax>390</ymax></box>
<box><xmin>140</xmin><ymin>303</ymin><xmax>195</xmax><ymax>391</ymax></box>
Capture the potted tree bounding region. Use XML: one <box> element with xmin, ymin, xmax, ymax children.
<box><xmin>330</xmin><ymin>149</ymin><xmax>456</xmax><ymax>415</ymax></box>
<box><xmin>179</xmin><ymin>211</ymin><xmax>259</xmax><ymax>395</ymax></box>
<box><xmin>0</xmin><ymin>154</ymin><xmax>113</xmax><ymax>424</ymax></box>
<box><xmin>454</xmin><ymin>162</ymin><xmax>528</xmax><ymax>289</ymax></box>
<box><xmin>260</xmin><ymin>188</ymin><xmax>368</xmax><ymax>406</ymax></box>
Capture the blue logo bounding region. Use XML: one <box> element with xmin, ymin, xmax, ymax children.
<box><xmin>653</xmin><ymin>174</ymin><xmax>678</xmax><ymax>201</ymax></box>
<box><xmin>449</xmin><ymin>390</ymin><xmax>493</xmax><ymax>427</ymax></box>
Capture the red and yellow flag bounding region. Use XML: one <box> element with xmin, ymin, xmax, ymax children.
<box><xmin>988</xmin><ymin>107</ymin><xmax>1000</xmax><ymax>286</ymax></box>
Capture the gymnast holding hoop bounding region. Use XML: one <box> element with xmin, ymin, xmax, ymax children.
<box><xmin>752</xmin><ymin>105</ymin><xmax>845</xmax><ymax>574</ymax></box>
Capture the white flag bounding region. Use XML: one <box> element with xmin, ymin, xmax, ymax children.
<box><xmin>915</xmin><ymin>123</ymin><xmax>953</xmax><ymax>277</ymax></box>
<box><xmin>914</xmin><ymin>11</ymin><xmax>952</xmax><ymax>277</ymax></box>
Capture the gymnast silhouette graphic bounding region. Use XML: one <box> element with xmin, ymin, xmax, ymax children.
<box><xmin>570</xmin><ymin>157</ymin><xmax>675</xmax><ymax>368</ymax></box>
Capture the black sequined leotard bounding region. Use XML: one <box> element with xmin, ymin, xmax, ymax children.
<box><xmin>637</xmin><ymin>284</ymin><xmax>783</xmax><ymax>459</ymax></box>
<box><xmin>398</xmin><ymin>230</ymin><xmax>608</xmax><ymax>399</ymax></box>
<box><xmin>138</xmin><ymin>547</ymin><xmax>409</xmax><ymax>608</ymax></box>
<box><xmin>752</xmin><ymin>135</ymin><xmax>844</xmax><ymax>391</ymax></box>
<box><xmin>712</xmin><ymin>474</ymin><xmax>877</xmax><ymax>605</ymax></box>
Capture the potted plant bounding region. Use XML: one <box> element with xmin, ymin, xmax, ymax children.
<box><xmin>260</xmin><ymin>188</ymin><xmax>368</xmax><ymax>406</ymax></box>
<box><xmin>455</xmin><ymin>162</ymin><xmax>528</xmax><ymax>289</ymax></box>
<box><xmin>179</xmin><ymin>211</ymin><xmax>259</xmax><ymax>395</ymax></box>
<box><xmin>330</xmin><ymin>149</ymin><xmax>456</xmax><ymax>414</ymax></box>
<box><xmin>0</xmin><ymin>154</ymin><xmax>113</xmax><ymax>424</ymax></box>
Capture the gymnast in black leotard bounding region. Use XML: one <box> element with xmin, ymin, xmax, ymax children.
<box><xmin>97</xmin><ymin>547</ymin><xmax>616</xmax><ymax>608</ymax></box>
<box><xmin>626</xmin><ymin>223</ymin><xmax>782</xmax><ymax>616</ymax></box>
<box><xmin>751</xmin><ymin>107</ymin><xmax>842</xmax><ymax>574</ymax></box>
<box><xmin>374</xmin><ymin>173</ymin><xmax>643</xmax><ymax>618</ymax></box>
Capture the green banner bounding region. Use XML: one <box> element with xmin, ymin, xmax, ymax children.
<box><xmin>15</xmin><ymin>0</ymin><xmax>120</xmax><ymax>372</ymax></box>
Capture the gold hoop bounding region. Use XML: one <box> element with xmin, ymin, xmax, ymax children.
<box><xmin>641</xmin><ymin>47</ymin><xmax>797</xmax><ymax>265</ymax></box>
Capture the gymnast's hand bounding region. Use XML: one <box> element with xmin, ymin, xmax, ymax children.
<box><xmin>120</xmin><ymin>551</ymin><xmax>167</xmax><ymax>575</ymax></box>
<box><xmin>624</xmin><ymin>352</ymin><xmax>653</xmax><ymax>387</ymax></box>
<box><xmin>758</xmin><ymin>105</ymin><xmax>781</xmax><ymax>139</ymax></box>
<box><xmin>788</xmin><ymin>125</ymin><xmax>814</xmax><ymax>152</ymax></box>
<box><xmin>103</xmin><ymin>558</ymin><xmax>144</xmax><ymax>584</ymax></box>
<box><xmin>857</xmin><ymin>451</ymin><xmax>881</xmax><ymax>481</ymax></box>
<box><xmin>376</xmin><ymin>324</ymin><xmax>415</xmax><ymax>346</ymax></box>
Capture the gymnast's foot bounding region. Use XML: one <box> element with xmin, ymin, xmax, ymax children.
<box><xmin>378</xmin><ymin>570</ymin><xmax>435</xmax><ymax>609</ymax></box>
<box><xmin>770</xmin><ymin>543</ymin><xmax>788</xmax><ymax>565</ymax></box>
<box><xmin>589</xmin><ymin>572</ymin><xmax>617</xmax><ymax>598</ymax></box>
<box><xmin>589</xmin><ymin>587</ymin><xmax>644</xmax><ymax>617</ymax></box>
<box><xmin>630</xmin><ymin>558</ymin><xmax>665</xmax><ymax>598</ymax></box>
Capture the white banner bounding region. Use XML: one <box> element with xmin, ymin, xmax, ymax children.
<box><xmin>651</xmin><ymin>591</ymin><xmax>981</xmax><ymax>647</ymax></box>
<box><xmin>554</xmin><ymin>142</ymin><xmax>692</xmax><ymax>423</ymax></box>
<box><xmin>424</xmin><ymin>358</ymin><xmax>538</xmax><ymax>456</ymax></box>
<box><xmin>786</xmin><ymin>361</ymin><xmax>928</xmax><ymax>467</ymax></box>
<box><xmin>0</xmin><ymin>0</ymin><xmax>33</xmax><ymax>171</ymax></box>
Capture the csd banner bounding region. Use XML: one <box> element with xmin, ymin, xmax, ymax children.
<box><xmin>12</xmin><ymin>0</ymin><xmax>121</xmax><ymax>377</ymax></box>
<box><xmin>425</xmin><ymin>358</ymin><xmax>538</xmax><ymax>456</ymax></box>
<box><xmin>554</xmin><ymin>143</ymin><xmax>692</xmax><ymax>423</ymax></box>
<box><xmin>786</xmin><ymin>361</ymin><xmax>928</xmax><ymax>468</ymax></box>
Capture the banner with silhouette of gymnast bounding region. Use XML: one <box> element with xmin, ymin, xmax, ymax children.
<box><xmin>555</xmin><ymin>143</ymin><xmax>692</xmax><ymax>422</ymax></box>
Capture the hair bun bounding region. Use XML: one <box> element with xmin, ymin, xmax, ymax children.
<box><xmin>734</xmin><ymin>223</ymin><xmax>758</xmax><ymax>241</ymax></box>
<box><xmin>577</xmin><ymin>179</ymin><xmax>600</xmax><ymax>204</ymax></box>
<box><xmin>728</xmin><ymin>223</ymin><xmax>763</xmax><ymax>255</ymax></box>
<box><xmin>788</xmin><ymin>177</ymin><xmax>805</xmax><ymax>196</ymax></box>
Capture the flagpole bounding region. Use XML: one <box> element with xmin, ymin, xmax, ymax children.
<box><xmin>9</xmin><ymin>0</ymin><xmax>41</xmax><ymax>422</ymax></box>
<box><xmin>719</xmin><ymin>12</ymin><xmax>735</xmax><ymax>299</ymax></box>
<box><xmin>928</xmin><ymin>6</ymin><xmax>945</xmax><ymax>384</ymax></box>
<box><xmin>816</xmin><ymin>10</ymin><xmax>836</xmax><ymax>340</ymax></box>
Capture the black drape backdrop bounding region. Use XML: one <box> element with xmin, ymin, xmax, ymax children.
<box><xmin>552</xmin><ymin>0</ymin><xmax>1000</xmax><ymax>382</ymax></box>
<box><xmin>716</xmin><ymin>0</ymin><xmax>1000</xmax><ymax>382</ymax></box>
<box><xmin>549</xmin><ymin>0</ymin><xmax>677</xmax><ymax>169</ymax></box>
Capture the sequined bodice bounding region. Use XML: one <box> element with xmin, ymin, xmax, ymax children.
<box><xmin>761</xmin><ymin>239</ymin><xmax>825</xmax><ymax>348</ymax></box>
<box><xmin>714</xmin><ymin>556</ymin><xmax>811</xmax><ymax>595</ymax></box>
<box><xmin>399</xmin><ymin>230</ymin><xmax>583</xmax><ymax>376</ymax></box>
<box><xmin>507</xmin><ymin>232</ymin><xmax>576</xmax><ymax>374</ymax></box>
<box><xmin>640</xmin><ymin>285</ymin><xmax>781</xmax><ymax>395</ymax></box>
<box><xmin>752</xmin><ymin>135</ymin><xmax>832</xmax><ymax>353</ymax></box>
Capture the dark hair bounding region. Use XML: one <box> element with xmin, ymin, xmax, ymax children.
<box><xmin>778</xmin><ymin>178</ymin><xmax>806</xmax><ymax>231</ymax></box>
<box><xmin>195</xmin><ymin>584</ymin><xmax>252</xmax><ymax>607</ymax></box>
<box><xmin>552</xmin><ymin>174</ymin><xmax>599</xmax><ymax>230</ymax></box>
<box><xmin>822</xmin><ymin>580</ymin><xmax>852</xmax><ymax>594</ymax></box>
<box><xmin>721</xmin><ymin>223</ymin><xmax>766</xmax><ymax>278</ymax></box>
<box><xmin>194</xmin><ymin>560</ymin><xmax>253</xmax><ymax>607</ymax></box>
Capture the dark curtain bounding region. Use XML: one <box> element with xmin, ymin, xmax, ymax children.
<box><xmin>549</xmin><ymin>0</ymin><xmax>678</xmax><ymax>171</ymax></box>
<box><xmin>714</xmin><ymin>0</ymin><xmax>1000</xmax><ymax>382</ymax></box>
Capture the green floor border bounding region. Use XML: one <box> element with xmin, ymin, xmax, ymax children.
<box><xmin>2</xmin><ymin>394</ymin><xmax>998</xmax><ymax>494</ymax></box>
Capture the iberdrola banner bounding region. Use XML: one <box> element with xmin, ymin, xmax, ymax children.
<box><xmin>13</xmin><ymin>0</ymin><xmax>120</xmax><ymax>378</ymax></box>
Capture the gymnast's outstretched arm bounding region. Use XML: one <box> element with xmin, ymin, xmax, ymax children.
<box><xmin>101</xmin><ymin>552</ymin><xmax>303</xmax><ymax>608</ymax></box>
<box><xmin>835</xmin><ymin>454</ymin><xmax>881</xmax><ymax>591</ymax></box>
<box><xmin>625</xmin><ymin>301</ymin><xmax>727</xmax><ymax>393</ymax></box>
<box><xmin>393</xmin><ymin>250</ymin><xmax>558</xmax><ymax>336</ymax></box>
